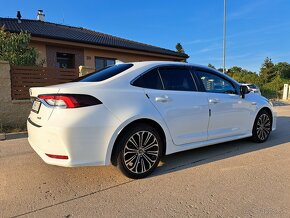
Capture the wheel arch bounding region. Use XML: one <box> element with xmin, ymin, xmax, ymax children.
<box><xmin>110</xmin><ymin>118</ymin><xmax>167</xmax><ymax>166</ymax></box>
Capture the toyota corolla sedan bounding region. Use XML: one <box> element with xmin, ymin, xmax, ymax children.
<box><xmin>27</xmin><ymin>61</ymin><xmax>276</xmax><ymax>179</ymax></box>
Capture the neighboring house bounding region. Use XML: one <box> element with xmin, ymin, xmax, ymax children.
<box><xmin>0</xmin><ymin>11</ymin><xmax>188</xmax><ymax>71</ymax></box>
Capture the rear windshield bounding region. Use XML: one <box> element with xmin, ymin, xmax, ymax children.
<box><xmin>75</xmin><ymin>64</ymin><xmax>133</xmax><ymax>82</ymax></box>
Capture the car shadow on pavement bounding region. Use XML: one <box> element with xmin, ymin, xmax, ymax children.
<box><xmin>152</xmin><ymin>116</ymin><xmax>290</xmax><ymax>178</ymax></box>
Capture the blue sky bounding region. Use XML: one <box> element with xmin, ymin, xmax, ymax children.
<box><xmin>1</xmin><ymin>0</ymin><xmax>289</xmax><ymax>72</ymax></box>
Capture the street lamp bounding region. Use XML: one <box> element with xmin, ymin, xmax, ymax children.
<box><xmin>223</xmin><ymin>0</ymin><xmax>227</xmax><ymax>74</ymax></box>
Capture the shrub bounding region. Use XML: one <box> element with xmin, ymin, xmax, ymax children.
<box><xmin>0</xmin><ymin>28</ymin><xmax>38</xmax><ymax>66</ymax></box>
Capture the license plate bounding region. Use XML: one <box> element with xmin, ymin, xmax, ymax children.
<box><xmin>32</xmin><ymin>100</ymin><xmax>41</xmax><ymax>113</ymax></box>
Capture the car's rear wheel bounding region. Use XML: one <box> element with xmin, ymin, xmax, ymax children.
<box><xmin>251</xmin><ymin>110</ymin><xmax>272</xmax><ymax>143</ymax></box>
<box><xmin>115</xmin><ymin>124</ymin><xmax>162</xmax><ymax>179</ymax></box>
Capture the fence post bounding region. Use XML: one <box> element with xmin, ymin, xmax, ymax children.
<box><xmin>0</xmin><ymin>61</ymin><xmax>32</xmax><ymax>128</ymax></box>
<box><xmin>0</xmin><ymin>61</ymin><xmax>12</xmax><ymax>101</ymax></box>
<box><xmin>282</xmin><ymin>84</ymin><xmax>289</xmax><ymax>100</ymax></box>
<box><xmin>0</xmin><ymin>61</ymin><xmax>11</xmax><ymax>130</ymax></box>
<box><xmin>79</xmin><ymin>65</ymin><xmax>95</xmax><ymax>77</ymax></box>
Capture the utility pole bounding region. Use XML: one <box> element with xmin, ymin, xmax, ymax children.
<box><xmin>223</xmin><ymin>0</ymin><xmax>227</xmax><ymax>74</ymax></box>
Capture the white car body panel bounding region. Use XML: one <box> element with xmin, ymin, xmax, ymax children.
<box><xmin>206</xmin><ymin>92</ymin><xmax>254</xmax><ymax>140</ymax></box>
<box><xmin>28</xmin><ymin>104</ymin><xmax>121</xmax><ymax>166</ymax></box>
<box><xmin>27</xmin><ymin>61</ymin><xmax>277</xmax><ymax>168</ymax></box>
<box><xmin>145</xmin><ymin>89</ymin><xmax>209</xmax><ymax>145</ymax></box>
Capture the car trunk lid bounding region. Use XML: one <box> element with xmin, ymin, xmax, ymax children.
<box><xmin>28</xmin><ymin>86</ymin><xmax>61</xmax><ymax>126</ymax></box>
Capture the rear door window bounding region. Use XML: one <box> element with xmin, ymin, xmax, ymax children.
<box><xmin>132</xmin><ymin>68</ymin><xmax>163</xmax><ymax>89</ymax></box>
<box><xmin>158</xmin><ymin>67</ymin><xmax>197</xmax><ymax>91</ymax></box>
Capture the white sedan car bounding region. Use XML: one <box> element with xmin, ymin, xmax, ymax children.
<box><xmin>28</xmin><ymin>61</ymin><xmax>276</xmax><ymax>179</ymax></box>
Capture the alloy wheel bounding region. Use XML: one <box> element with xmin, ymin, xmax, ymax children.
<box><xmin>256</xmin><ymin>113</ymin><xmax>271</xmax><ymax>140</ymax></box>
<box><xmin>123</xmin><ymin>131</ymin><xmax>159</xmax><ymax>174</ymax></box>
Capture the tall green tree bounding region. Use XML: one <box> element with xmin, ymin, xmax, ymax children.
<box><xmin>175</xmin><ymin>43</ymin><xmax>187</xmax><ymax>62</ymax></box>
<box><xmin>227</xmin><ymin>66</ymin><xmax>260</xmax><ymax>85</ymax></box>
<box><xmin>273</xmin><ymin>62</ymin><xmax>290</xmax><ymax>79</ymax></box>
<box><xmin>0</xmin><ymin>28</ymin><xmax>38</xmax><ymax>66</ymax></box>
<box><xmin>259</xmin><ymin>57</ymin><xmax>275</xmax><ymax>83</ymax></box>
<box><xmin>175</xmin><ymin>43</ymin><xmax>185</xmax><ymax>54</ymax></box>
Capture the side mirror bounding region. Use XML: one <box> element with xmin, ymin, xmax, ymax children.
<box><xmin>240</xmin><ymin>85</ymin><xmax>249</xmax><ymax>98</ymax></box>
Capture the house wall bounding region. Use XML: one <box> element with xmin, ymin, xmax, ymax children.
<box><xmin>30</xmin><ymin>41</ymin><xmax>47</xmax><ymax>66</ymax></box>
<box><xmin>84</xmin><ymin>48</ymin><xmax>176</xmax><ymax>69</ymax></box>
<box><xmin>30</xmin><ymin>38</ymin><xmax>183</xmax><ymax>70</ymax></box>
<box><xmin>46</xmin><ymin>45</ymin><xmax>84</xmax><ymax>68</ymax></box>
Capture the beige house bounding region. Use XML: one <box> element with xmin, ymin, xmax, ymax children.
<box><xmin>0</xmin><ymin>12</ymin><xmax>188</xmax><ymax>73</ymax></box>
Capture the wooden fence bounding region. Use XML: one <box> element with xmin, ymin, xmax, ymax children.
<box><xmin>10</xmin><ymin>66</ymin><xmax>79</xmax><ymax>100</ymax></box>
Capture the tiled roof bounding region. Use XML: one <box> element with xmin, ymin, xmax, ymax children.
<box><xmin>0</xmin><ymin>18</ymin><xmax>188</xmax><ymax>58</ymax></box>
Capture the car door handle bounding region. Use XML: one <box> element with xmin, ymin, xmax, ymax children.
<box><xmin>155</xmin><ymin>95</ymin><xmax>170</xmax><ymax>103</ymax></box>
<box><xmin>209</xmin><ymin>98</ymin><xmax>220</xmax><ymax>104</ymax></box>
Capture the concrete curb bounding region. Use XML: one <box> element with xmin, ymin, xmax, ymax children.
<box><xmin>0</xmin><ymin>132</ymin><xmax>28</xmax><ymax>141</ymax></box>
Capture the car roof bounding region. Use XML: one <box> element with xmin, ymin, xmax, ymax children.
<box><xmin>125</xmin><ymin>61</ymin><xmax>237</xmax><ymax>83</ymax></box>
<box><xmin>80</xmin><ymin>61</ymin><xmax>240</xmax><ymax>89</ymax></box>
<box><xmin>128</xmin><ymin>61</ymin><xmax>214</xmax><ymax>71</ymax></box>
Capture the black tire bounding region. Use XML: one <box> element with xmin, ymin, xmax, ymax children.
<box><xmin>251</xmin><ymin>110</ymin><xmax>272</xmax><ymax>143</ymax></box>
<box><xmin>115</xmin><ymin>124</ymin><xmax>163</xmax><ymax>179</ymax></box>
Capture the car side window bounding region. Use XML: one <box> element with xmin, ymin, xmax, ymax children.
<box><xmin>196</xmin><ymin>71</ymin><xmax>236</xmax><ymax>94</ymax></box>
<box><xmin>132</xmin><ymin>68</ymin><xmax>164</xmax><ymax>89</ymax></box>
<box><xmin>158</xmin><ymin>67</ymin><xmax>197</xmax><ymax>91</ymax></box>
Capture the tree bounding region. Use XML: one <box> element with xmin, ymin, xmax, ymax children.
<box><xmin>0</xmin><ymin>28</ymin><xmax>38</xmax><ymax>66</ymax></box>
<box><xmin>226</xmin><ymin>66</ymin><xmax>260</xmax><ymax>85</ymax></box>
<box><xmin>259</xmin><ymin>57</ymin><xmax>275</xmax><ymax>83</ymax></box>
<box><xmin>175</xmin><ymin>43</ymin><xmax>185</xmax><ymax>54</ymax></box>
<box><xmin>175</xmin><ymin>43</ymin><xmax>187</xmax><ymax>62</ymax></box>
<box><xmin>273</xmin><ymin>62</ymin><xmax>290</xmax><ymax>79</ymax></box>
<box><xmin>226</xmin><ymin>66</ymin><xmax>242</xmax><ymax>79</ymax></box>
<box><xmin>208</xmin><ymin>63</ymin><xmax>216</xmax><ymax>69</ymax></box>
<box><xmin>217</xmin><ymin>68</ymin><xmax>223</xmax><ymax>73</ymax></box>
<box><xmin>262</xmin><ymin>57</ymin><xmax>274</xmax><ymax>69</ymax></box>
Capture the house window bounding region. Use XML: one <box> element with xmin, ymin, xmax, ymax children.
<box><xmin>57</xmin><ymin>53</ymin><xmax>75</xmax><ymax>69</ymax></box>
<box><xmin>95</xmin><ymin>57</ymin><xmax>116</xmax><ymax>70</ymax></box>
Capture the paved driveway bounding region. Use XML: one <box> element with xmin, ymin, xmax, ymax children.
<box><xmin>1</xmin><ymin>106</ymin><xmax>290</xmax><ymax>218</ymax></box>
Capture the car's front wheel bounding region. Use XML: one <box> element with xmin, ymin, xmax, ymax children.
<box><xmin>115</xmin><ymin>124</ymin><xmax>163</xmax><ymax>179</ymax></box>
<box><xmin>251</xmin><ymin>110</ymin><xmax>272</xmax><ymax>143</ymax></box>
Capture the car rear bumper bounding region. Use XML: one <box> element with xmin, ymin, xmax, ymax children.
<box><xmin>27</xmin><ymin>105</ymin><xmax>120</xmax><ymax>167</ymax></box>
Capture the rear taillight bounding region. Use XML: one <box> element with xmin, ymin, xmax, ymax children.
<box><xmin>38</xmin><ymin>94</ymin><xmax>102</xmax><ymax>108</ymax></box>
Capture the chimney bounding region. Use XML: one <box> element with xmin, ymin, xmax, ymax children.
<box><xmin>16</xmin><ymin>11</ymin><xmax>22</xmax><ymax>23</ymax></box>
<box><xmin>37</xmin><ymin>10</ymin><xmax>45</xmax><ymax>21</ymax></box>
